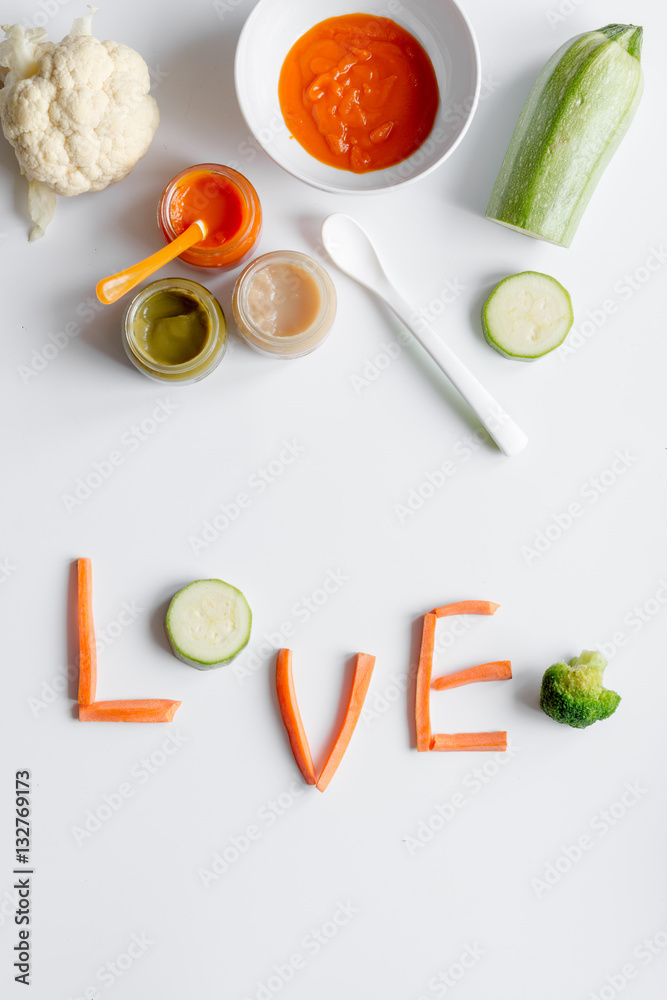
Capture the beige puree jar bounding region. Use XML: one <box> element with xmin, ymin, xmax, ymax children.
<box><xmin>232</xmin><ymin>250</ymin><xmax>337</xmax><ymax>358</ymax></box>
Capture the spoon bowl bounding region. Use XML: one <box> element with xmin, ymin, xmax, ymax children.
<box><xmin>321</xmin><ymin>215</ymin><xmax>390</xmax><ymax>292</ymax></box>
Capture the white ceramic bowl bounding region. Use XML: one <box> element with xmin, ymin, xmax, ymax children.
<box><xmin>234</xmin><ymin>0</ymin><xmax>481</xmax><ymax>194</ymax></box>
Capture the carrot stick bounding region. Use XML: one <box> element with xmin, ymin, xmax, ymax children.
<box><xmin>433</xmin><ymin>660</ymin><xmax>512</xmax><ymax>691</ymax></box>
<box><xmin>430</xmin><ymin>731</ymin><xmax>507</xmax><ymax>752</ymax></box>
<box><xmin>316</xmin><ymin>653</ymin><xmax>375</xmax><ymax>792</ymax></box>
<box><xmin>415</xmin><ymin>613</ymin><xmax>436</xmax><ymax>752</ymax></box>
<box><xmin>276</xmin><ymin>649</ymin><xmax>317</xmax><ymax>785</ymax></box>
<box><xmin>79</xmin><ymin>700</ymin><xmax>181</xmax><ymax>723</ymax></box>
<box><xmin>77</xmin><ymin>558</ymin><xmax>97</xmax><ymax>706</ymax></box>
<box><xmin>432</xmin><ymin>600</ymin><xmax>499</xmax><ymax>618</ymax></box>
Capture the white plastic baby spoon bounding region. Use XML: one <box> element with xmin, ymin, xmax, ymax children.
<box><xmin>321</xmin><ymin>214</ymin><xmax>528</xmax><ymax>457</ymax></box>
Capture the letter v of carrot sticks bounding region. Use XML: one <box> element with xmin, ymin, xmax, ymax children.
<box><xmin>275</xmin><ymin>650</ymin><xmax>376</xmax><ymax>792</ymax></box>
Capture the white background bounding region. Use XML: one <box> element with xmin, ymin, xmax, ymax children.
<box><xmin>1</xmin><ymin>1</ymin><xmax>666</xmax><ymax>998</ymax></box>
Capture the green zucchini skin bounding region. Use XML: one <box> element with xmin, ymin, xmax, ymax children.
<box><xmin>486</xmin><ymin>24</ymin><xmax>643</xmax><ymax>248</ymax></box>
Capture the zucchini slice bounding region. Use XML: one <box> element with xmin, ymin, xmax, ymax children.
<box><xmin>165</xmin><ymin>579</ymin><xmax>252</xmax><ymax>669</ymax></box>
<box><xmin>482</xmin><ymin>271</ymin><xmax>573</xmax><ymax>361</ymax></box>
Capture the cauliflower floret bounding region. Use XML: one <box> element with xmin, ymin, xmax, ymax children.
<box><xmin>0</xmin><ymin>8</ymin><xmax>159</xmax><ymax>238</ymax></box>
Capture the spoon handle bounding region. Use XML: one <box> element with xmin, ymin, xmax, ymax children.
<box><xmin>96</xmin><ymin>222</ymin><xmax>205</xmax><ymax>305</ymax></box>
<box><xmin>380</xmin><ymin>284</ymin><xmax>528</xmax><ymax>457</ymax></box>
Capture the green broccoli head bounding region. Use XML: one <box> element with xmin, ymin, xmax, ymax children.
<box><xmin>540</xmin><ymin>650</ymin><xmax>621</xmax><ymax>729</ymax></box>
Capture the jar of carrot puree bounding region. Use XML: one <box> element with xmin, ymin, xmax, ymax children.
<box><xmin>232</xmin><ymin>251</ymin><xmax>337</xmax><ymax>358</ymax></box>
<box><xmin>158</xmin><ymin>164</ymin><xmax>262</xmax><ymax>269</ymax></box>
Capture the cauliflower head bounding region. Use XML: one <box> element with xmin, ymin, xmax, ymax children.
<box><xmin>0</xmin><ymin>8</ymin><xmax>159</xmax><ymax>238</ymax></box>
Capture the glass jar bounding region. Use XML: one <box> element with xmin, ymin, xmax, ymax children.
<box><xmin>157</xmin><ymin>163</ymin><xmax>262</xmax><ymax>269</ymax></box>
<box><xmin>232</xmin><ymin>251</ymin><xmax>337</xmax><ymax>358</ymax></box>
<box><xmin>123</xmin><ymin>278</ymin><xmax>227</xmax><ymax>384</ymax></box>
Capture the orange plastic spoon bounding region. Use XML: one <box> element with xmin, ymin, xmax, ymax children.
<box><xmin>96</xmin><ymin>220</ymin><xmax>206</xmax><ymax>305</ymax></box>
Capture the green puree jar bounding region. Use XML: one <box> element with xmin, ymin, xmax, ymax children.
<box><xmin>123</xmin><ymin>278</ymin><xmax>227</xmax><ymax>383</ymax></box>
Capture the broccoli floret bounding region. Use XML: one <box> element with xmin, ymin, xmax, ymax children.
<box><xmin>540</xmin><ymin>650</ymin><xmax>621</xmax><ymax>729</ymax></box>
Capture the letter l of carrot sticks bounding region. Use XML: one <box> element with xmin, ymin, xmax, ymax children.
<box><xmin>76</xmin><ymin>558</ymin><xmax>181</xmax><ymax>723</ymax></box>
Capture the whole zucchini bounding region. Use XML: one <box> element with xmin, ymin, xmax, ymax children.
<box><xmin>486</xmin><ymin>24</ymin><xmax>643</xmax><ymax>247</ymax></box>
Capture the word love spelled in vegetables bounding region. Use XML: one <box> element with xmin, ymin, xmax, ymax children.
<box><xmin>486</xmin><ymin>24</ymin><xmax>643</xmax><ymax>247</ymax></box>
<box><xmin>0</xmin><ymin>8</ymin><xmax>159</xmax><ymax>239</ymax></box>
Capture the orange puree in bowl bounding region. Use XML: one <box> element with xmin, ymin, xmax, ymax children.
<box><xmin>278</xmin><ymin>14</ymin><xmax>439</xmax><ymax>174</ymax></box>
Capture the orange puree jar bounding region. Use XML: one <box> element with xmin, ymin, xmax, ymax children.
<box><xmin>158</xmin><ymin>164</ymin><xmax>262</xmax><ymax>269</ymax></box>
